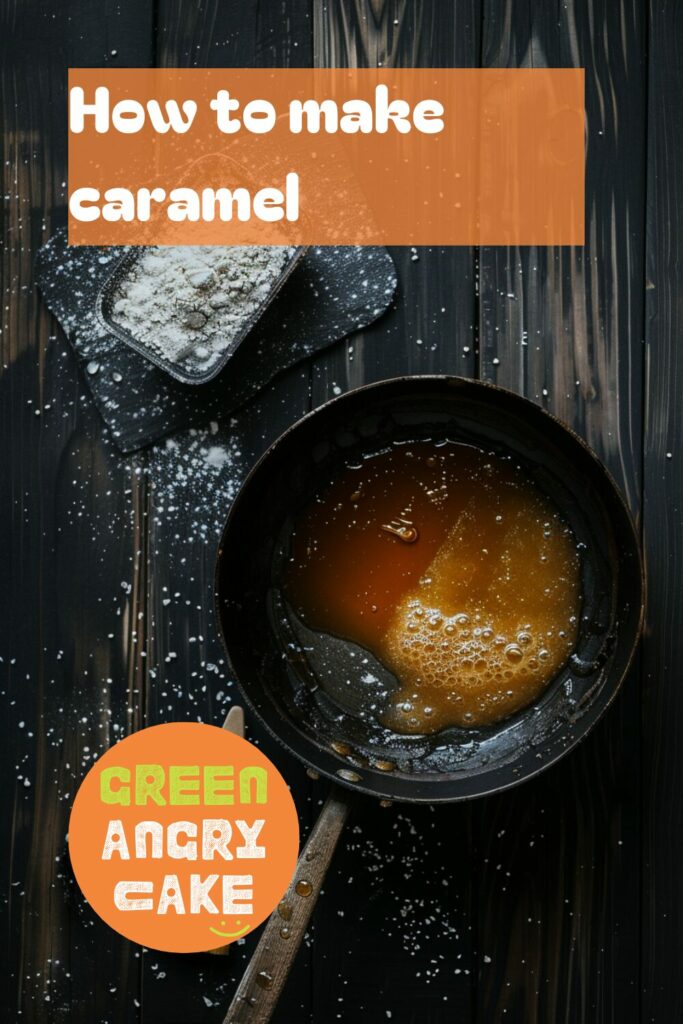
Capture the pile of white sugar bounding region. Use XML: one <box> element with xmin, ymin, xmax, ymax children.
<box><xmin>108</xmin><ymin>245</ymin><xmax>295</xmax><ymax>375</ymax></box>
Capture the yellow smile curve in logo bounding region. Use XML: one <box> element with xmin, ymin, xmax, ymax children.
<box><xmin>208</xmin><ymin>919</ymin><xmax>250</xmax><ymax>939</ymax></box>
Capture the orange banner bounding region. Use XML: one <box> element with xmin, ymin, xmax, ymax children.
<box><xmin>68</xmin><ymin>68</ymin><xmax>584</xmax><ymax>246</ymax></box>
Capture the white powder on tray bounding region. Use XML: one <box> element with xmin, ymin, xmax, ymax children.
<box><xmin>108</xmin><ymin>245</ymin><xmax>295</xmax><ymax>374</ymax></box>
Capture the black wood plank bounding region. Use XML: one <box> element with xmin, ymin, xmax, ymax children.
<box><xmin>311</xmin><ymin>0</ymin><xmax>479</xmax><ymax>399</ymax></box>
<box><xmin>137</xmin><ymin>3</ymin><xmax>317</xmax><ymax>1022</ymax></box>
<box><xmin>308</xmin><ymin>3</ymin><xmax>481</xmax><ymax>1023</ymax></box>
<box><xmin>475</xmin><ymin>2</ymin><xmax>646</xmax><ymax>1022</ymax></box>
<box><xmin>0</xmin><ymin>2</ymin><xmax>156</xmax><ymax>1022</ymax></box>
<box><xmin>642</xmin><ymin>3</ymin><xmax>683</xmax><ymax>1021</ymax></box>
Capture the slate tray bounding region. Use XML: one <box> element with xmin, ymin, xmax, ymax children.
<box><xmin>35</xmin><ymin>231</ymin><xmax>397</xmax><ymax>453</ymax></box>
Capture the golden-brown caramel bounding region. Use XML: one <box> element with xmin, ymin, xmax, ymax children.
<box><xmin>285</xmin><ymin>442</ymin><xmax>581</xmax><ymax>733</ymax></box>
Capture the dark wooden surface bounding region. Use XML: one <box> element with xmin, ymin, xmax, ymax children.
<box><xmin>1</xmin><ymin>1</ymin><xmax>680</xmax><ymax>1021</ymax></box>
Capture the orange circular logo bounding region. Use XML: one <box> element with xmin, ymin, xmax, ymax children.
<box><xmin>68</xmin><ymin>722</ymin><xmax>299</xmax><ymax>952</ymax></box>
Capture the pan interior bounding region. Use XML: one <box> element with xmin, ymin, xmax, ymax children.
<box><xmin>273</xmin><ymin>439</ymin><xmax>583</xmax><ymax>734</ymax></box>
<box><xmin>217</xmin><ymin>380</ymin><xmax>642</xmax><ymax>801</ymax></box>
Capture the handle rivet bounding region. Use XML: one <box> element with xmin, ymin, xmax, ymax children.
<box><xmin>277</xmin><ymin>899</ymin><xmax>293</xmax><ymax>921</ymax></box>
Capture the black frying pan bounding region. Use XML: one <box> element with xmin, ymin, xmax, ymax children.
<box><xmin>215</xmin><ymin>376</ymin><xmax>643</xmax><ymax>1023</ymax></box>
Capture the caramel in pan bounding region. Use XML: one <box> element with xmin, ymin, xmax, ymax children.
<box><xmin>285</xmin><ymin>442</ymin><xmax>581</xmax><ymax>733</ymax></box>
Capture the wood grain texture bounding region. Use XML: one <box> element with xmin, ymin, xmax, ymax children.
<box><xmin>0</xmin><ymin>2</ymin><xmax>156</xmax><ymax>1021</ymax></box>
<box><xmin>312</xmin><ymin>0</ymin><xmax>480</xmax><ymax>401</ymax></box>
<box><xmin>475</xmin><ymin>2</ymin><xmax>647</xmax><ymax>1022</ymax></box>
<box><xmin>642</xmin><ymin>3</ymin><xmax>683</xmax><ymax>1021</ymax></box>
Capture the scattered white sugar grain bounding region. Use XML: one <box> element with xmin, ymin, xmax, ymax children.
<box><xmin>204</xmin><ymin>445</ymin><xmax>230</xmax><ymax>470</ymax></box>
<box><xmin>109</xmin><ymin>245</ymin><xmax>295</xmax><ymax>372</ymax></box>
<box><xmin>150</xmin><ymin>426</ymin><xmax>242</xmax><ymax>541</ymax></box>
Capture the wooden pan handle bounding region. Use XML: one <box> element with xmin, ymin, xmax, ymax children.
<box><xmin>221</xmin><ymin>787</ymin><xmax>352</xmax><ymax>1024</ymax></box>
<box><xmin>209</xmin><ymin>706</ymin><xmax>247</xmax><ymax>957</ymax></box>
